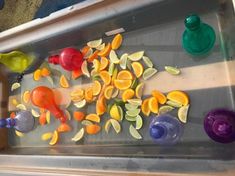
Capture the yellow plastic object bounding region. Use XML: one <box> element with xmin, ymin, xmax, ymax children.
<box><xmin>0</xmin><ymin>51</ymin><xmax>34</xmax><ymax>73</ymax></box>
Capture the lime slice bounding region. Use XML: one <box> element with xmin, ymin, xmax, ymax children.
<box><xmin>96</xmin><ymin>43</ymin><xmax>105</xmax><ymax>50</ymax></box>
<box><xmin>165</xmin><ymin>66</ymin><xmax>181</xmax><ymax>75</ymax></box>
<box><xmin>81</xmin><ymin>120</ymin><xmax>93</xmax><ymax>126</ymax></box>
<box><xmin>120</xmin><ymin>53</ymin><xmax>128</xmax><ymax>69</ymax></box>
<box><xmin>109</xmin><ymin>50</ymin><xmax>120</xmax><ymax>64</ymax></box>
<box><xmin>128</xmin><ymin>51</ymin><xmax>144</xmax><ymax>61</ymax></box>
<box><xmin>104</xmin><ymin>119</ymin><xmax>112</xmax><ymax>133</ymax></box>
<box><xmin>31</xmin><ymin>109</ymin><xmax>40</xmax><ymax>118</ymax></box>
<box><xmin>74</xmin><ymin>99</ymin><xmax>86</xmax><ymax>108</ymax></box>
<box><xmin>126</xmin><ymin>109</ymin><xmax>140</xmax><ymax>117</ymax></box>
<box><xmin>46</xmin><ymin>76</ymin><xmax>54</xmax><ymax>86</ymax></box>
<box><xmin>16</xmin><ymin>104</ymin><xmax>26</xmax><ymax>110</ymax></box>
<box><xmin>114</xmin><ymin>98</ymin><xmax>125</xmax><ymax>107</ymax></box>
<box><xmin>81</xmin><ymin>61</ymin><xmax>90</xmax><ymax>78</ymax></box>
<box><xmin>143</xmin><ymin>56</ymin><xmax>153</xmax><ymax>68</ymax></box>
<box><xmin>15</xmin><ymin>130</ymin><xmax>24</xmax><ymax>137</ymax></box>
<box><xmin>135</xmin><ymin>115</ymin><xmax>143</xmax><ymax>130</ymax></box>
<box><xmin>111</xmin><ymin>88</ymin><xmax>119</xmax><ymax>98</ymax></box>
<box><xmin>84</xmin><ymin>48</ymin><xmax>93</xmax><ymax>58</ymax></box>
<box><xmin>64</xmin><ymin>110</ymin><xmax>71</xmax><ymax>121</ymax></box>
<box><xmin>46</xmin><ymin>111</ymin><xmax>51</xmax><ymax>124</ymax></box>
<box><xmin>129</xmin><ymin>124</ymin><xmax>142</xmax><ymax>139</ymax></box>
<box><xmin>135</xmin><ymin>83</ymin><xmax>144</xmax><ymax>99</ymax></box>
<box><xmin>166</xmin><ymin>100</ymin><xmax>182</xmax><ymax>108</ymax></box>
<box><xmin>71</xmin><ymin>128</ymin><xmax>85</xmax><ymax>142</ymax></box>
<box><xmin>11</xmin><ymin>82</ymin><xmax>21</xmax><ymax>91</ymax></box>
<box><xmin>110</xmin><ymin>119</ymin><xmax>121</xmax><ymax>133</ymax></box>
<box><xmin>143</xmin><ymin>68</ymin><xmax>157</xmax><ymax>80</ymax></box>
<box><xmin>178</xmin><ymin>104</ymin><xmax>190</xmax><ymax>123</ymax></box>
<box><xmin>125</xmin><ymin>115</ymin><xmax>136</xmax><ymax>121</ymax></box>
<box><xmin>131</xmin><ymin>78</ymin><xmax>138</xmax><ymax>89</ymax></box>
<box><xmin>117</xmin><ymin>106</ymin><xmax>123</xmax><ymax>121</ymax></box>
<box><xmin>87</xmin><ymin>39</ymin><xmax>102</xmax><ymax>48</ymax></box>
<box><xmin>159</xmin><ymin>105</ymin><xmax>174</xmax><ymax>115</ymax></box>
<box><xmin>127</xmin><ymin>99</ymin><xmax>142</xmax><ymax>106</ymax></box>
<box><xmin>108</xmin><ymin>62</ymin><xmax>115</xmax><ymax>76</ymax></box>
<box><xmin>125</xmin><ymin>103</ymin><xmax>138</xmax><ymax>111</ymax></box>
<box><xmin>41</xmin><ymin>132</ymin><xmax>53</xmax><ymax>141</ymax></box>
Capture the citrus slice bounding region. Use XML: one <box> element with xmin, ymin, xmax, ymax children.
<box><xmin>126</xmin><ymin>58</ymin><xmax>132</xmax><ymax>70</ymax></box>
<box><xmin>151</xmin><ymin>90</ymin><xmax>167</xmax><ymax>104</ymax></box>
<box><xmin>110</xmin><ymin>104</ymin><xmax>121</xmax><ymax>121</ymax></box>
<box><xmin>131</xmin><ymin>62</ymin><xmax>144</xmax><ymax>78</ymax></box>
<box><xmin>125</xmin><ymin>115</ymin><xmax>136</xmax><ymax>122</ymax></box>
<box><xmin>159</xmin><ymin>105</ymin><xmax>174</xmax><ymax>115</ymax></box>
<box><xmin>92</xmin><ymin>59</ymin><xmax>100</xmax><ymax>72</ymax></box>
<box><xmin>136</xmin><ymin>115</ymin><xmax>143</xmax><ymax>130</ymax></box>
<box><xmin>15</xmin><ymin>130</ymin><xmax>24</xmax><ymax>137</ymax></box>
<box><xmin>149</xmin><ymin>97</ymin><xmax>159</xmax><ymax>114</ymax></box>
<box><xmin>60</xmin><ymin>75</ymin><xmax>69</xmax><ymax>88</ymax></box>
<box><xmin>73</xmin><ymin>111</ymin><xmax>85</xmax><ymax>122</ymax></box>
<box><xmin>117</xmin><ymin>105</ymin><xmax>123</xmax><ymax>121</ymax></box>
<box><xmin>71</xmin><ymin>128</ymin><xmax>85</xmax><ymax>142</ymax></box>
<box><xmin>108</xmin><ymin>62</ymin><xmax>115</xmax><ymax>76</ymax></box>
<box><xmin>46</xmin><ymin>111</ymin><xmax>51</xmax><ymax>124</ymax></box>
<box><xmin>129</xmin><ymin>124</ymin><xmax>142</xmax><ymax>139</ymax></box>
<box><xmin>41</xmin><ymin>67</ymin><xmax>50</xmax><ymax>77</ymax></box>
<box><xmin>131</xmin><ymin>78</ymin><xmax>138</xmax><ymax>89</ymax></box>
<box><xmin>41</xmin><ymin>132</ymin><xmax>53</xmax><ymax>141</ymax></box>
<box><xmin>72</xmin><ymin>69</ymin><xmax>83</xmax><ymax>80</ymax></box>
<box><xmin>109</xmin><ymin>50</ymin><xmax>120</xmax><ymax>64</ymax></box>
<box><xmin>105</xmin><ymin>119</ymin><xmax>112</xmax><ymax>133</ymax></box>
<box><xmin>96</xmin><ymin>43</ymin><xmax>105</xmax><ymax>50</ymax></box>
<box><xmin>57</xmin><ymin>123</ymin><xmax>72</xmax><ymax>132</ymax></box>
<box><xmin>71</xmin><ymin>88</ymin><xmax>84</xmax><ymax>102</ymax></box>
<box><xmin>96</xmin><ymin>96</ymin><xmax>106</xmax><ymax>116</ymax></box>
<box><xmin>22</xmin><ymin>90</ymin><xmax>30</xmax><ymax>103</ymax></box>
<box><xmin>88</xmin><ymin>49</ymin><xmax>100</xmax><ymax>63</ymax></box>
<box><xmin>110</xmin><ymin>119</ymin><xmax>121</xmax><ymax>133</ymax></box>
<box><xmin>111</xmin><ymin>88</ymin><xmax>119</xmax><ymax>98</ymax></box>
<box><xmin>141</xmin><ymin>98</ymin><xmax>150</xmax><ymax>116</ymax></box>
<box><xmin>178</xmin><ymin>104</ymin><xmax>190</xmax><ymax>123</ymax></box>
<box><xmin>100</xmin><ymin>70</ymin><xmax>111</xmax><ymax>85</ymax></box>
<box><xmin>86</xmin><ymin>124</ymin><xmax>101</xmax><ymax>135</ymax></box>
<box><xmin>125</xmin><ymin>103</ymin><xmax>138</xmax><ymax>111</ymax></box>
<box><xmin>165</xmin><ymin>66</ymin><xmax>181</xmax><ymax>75</ymax></box>
<box><xmin>143</xmin><ymin>56</ymin><xmax>153</xmax><ymax>68</ymax></box>
<box><xmin>127</xmin><ymin>109</ymin><xmax>140</xmax><ymax>117</ymax></box>
<box><xmin>166</xmin><ymin>100</ymin><xmax>183</xmax><ymax>108</ymax></box>
<box><xmin>111</xmin><ymin>34</ymin><xmax>123</xmax><ymax>50</ymax></box>
<box><xmin>31</xmin><ymin>109</ymin><xmax>40</xmax><ymax>118</ymax></box>
<box><xmin>81</xmin><ymin>120</ymin><xmax>93</xmax><ymax>126</ymax></box>
<box><xmin>64</xmin><ymin>110</ymin><xmax>71</xmax><ymax>121</ymax></box>
<box><xmin>84</xmin><ymin>47</ymin><xmax>93</xmax><ymax>58</ymax></box>
<box><xmin>120</xmin><ymin>53</ymin><xmax>128</xmax><ymax>69</ymax></box>
<box><xmin>84</xmin><ymin>87</ymin><xmax>93</xmax><ymax>102</ymax></box>
<box><xmin>135</xmin><ymin>83</ymin><xmax>144</xmax><ymax>99</ymax></box>
<box><xmin>98</xmin><ymin>43</ymin><xmax>111</xmax><ymax>57</ymax></box>
<box><xmin>11</xmin><ymin>82</ymin><xmax>21</xmax><ymax>91</ymax></box>
<box><xmin>85</xmin><ymin>114</ymin><xmax>100</xmax><ymax>123</ymax></box>
<box><xmin>143</xmin><ymin>68</ymin><xmax>157</xmax><ymax>80</ymax></box>
<box><xmin>81</xmin><ymin>61</ymin><xmax>90</xmax><ymax>77</ymax></box>
<box><xmin>111</xmin><ymin>67</ymin><xmax>118</xmax><ymax>84</ymax></box>
<box><xmin>90</xmin><ymin>68</ymin><xmax>98</xmax><ymax>77</ymax></box>
<box><xmin>16</xmin><ymin>104</ymin><xmax>26</xmax><ymax>110</ymax></box>
<box><xmin>167</xmin><ymin>90</ymin><xmax>189</xmax><ymax>106</ymax></box>
<box><xmin>127</xmin><ymin>99</ymin><xmax>142</xmax><ymax>106</ymax></box>
<box><xmin>114</xmin><ymin>79</ymin><xmax>132</xmax><ymax>90</ymax></box>
<box><xmin>81</xmin><ymin>45</ymin><xmax>91</xmax><ymax>56</ymax></box>
<box><xmin>74</xmin><ymin>99</ymin><xmax>86</xmax><ymax>108</ymax></box>
<box><xmin>117</xmin><ymin>70</ymin><xmax>133</xmax><ymax>80</ymax></box>
<box><xmin>100</xmin><ymin>57</ymin><xmax>109</xmax><ymax>70</ymax></box>
<box><xmin>128</xmin><ymin>51</ymin><xmax>144</xmax><ymax>61</ymax></box>
<box><xmin>92</xmin><ymin>80</ymin><xmax>102</xmax><ymax>96</ymax></box>
<box><xmin>46</xmin><ymin>76</ymin><xmax>54</xmax><ymax>86</ymax></box>
<box><xmin>104</xmin><ymin>85</ymin><xmax>114</xmax><ymax>100</ymax></box>
<box><xmin>122</xmin><ymin>89</ymin><xmax>135</xmax><ymax>102</ymax></box>
<box><xmin>33</xmin><ymin>69</ymin><xmax>41</xmax><ymax>81</ymax></box>
<box><xmin>12</xmin><ymin>98</ymin><xmax>19</xmax><ymax>106</ymax></box>
<box><xmin>87</xmin><ymin>38</ymin><xmax>102</xmax><ymax>48</ymax></box>
<box><xmin>49</xmin><ymin>130</ymin><xmax>59</xmax><ymax>146</ymax></box>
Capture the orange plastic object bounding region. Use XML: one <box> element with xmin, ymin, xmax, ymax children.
<box><xmin>73</xmin><ymin>111</ymin><xmax>85</xmax><ymax>122</ymax></box>
<box><xmin>86</xmin><ymin>124</ymin><xmax>101</xmax><ymax>134</ymax></box>
<box><xmin>31</xmin><ymin>86</ymin><xmax>67</xmax><ymax>123</ymax></box>
<box><xmin>57</xmin><ymin>123</ymin><xmax>72</xmax><ymax>132</ymax></box>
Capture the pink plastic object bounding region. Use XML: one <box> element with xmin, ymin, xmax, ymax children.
<box><xmin>48</xmin><ymin>47</ymin><xmax>84</xmax><ymax>71</ymax></box>
<box><xmin>31</xmin><ymin>86</ymin><xmax>67</xmax><ymax>123</ymax></box>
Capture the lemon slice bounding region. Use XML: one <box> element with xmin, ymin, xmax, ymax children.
<box><xmin>64</xmin><ymin>110</ymin><xmax>71</xmax><ymax>121</ymax></box>
<box><xmin>120</xmin><ymin>53</ymin><xmax>128</xmax><ymax>69</ymax></box>
<box><xmin>104</xmin><ymin>85</ymin><xmax>114</xmax><ymax>100</ymax></box>
<box><xmin>71</xmin><ymin>128</ymin><xmax>85</xmax><ymax>142</ymax></box>
<box><xmin>125</xmin><ymin>115</ymin><xmax>136</xmax><ymax>122</ymax></box>
<box><xmin>129</xmin><ymin>124</ymin><xmax>142</xmax><ymax>139</ymax></box>
<box><xmin>105</xmin><ymin>119</ymin><xmax>112</xmax><ymax>133</ymax></box>
<box><xmin>110</xmin><ymin>104</ymin><xmax>121</xmax><ymax>121</ymax></box>
<box><xmin>135</xmin><ymin>83</ymin><xmax>144</xmax><ymax>99</ymax></box>
<box><xmin>96</xmin><ymin>43</ymin><xmax>105</xmax><ymax>50</ymax></box>
<box><xmin>31</xmin><ymin>109</ymin><xmax>40</xmax><ymax>117</ymax></box>
<box><xmin>92</xmin><ymin>59</ymin><xmax>100</xmax><ymax>72</ymax></box>
<box><xmin>117</xmin><ymin>106</ymin><xmax>123</xmax><ymax>121</ymax></box>
<box><xmin>81</xmin><ymin>120</ymin><xmax>93</xmax><ymax>126</ymax></box>
<box><xmin>127</xmin><ymin>99</ymin><xmax>142</xmax><ymax>106</ymax></box>
<box><xmin>126</xmin><ymin>109</ymin><xmax>140</xmax><ymax>117</ymax></box>
<box><xmin>143</xmin><ymin>68</ymin><xmax>157</xmax><ymax>80</ymax></box>
<box><xmin>16</xmin><ymin>104</ymin><xmax>26</xmax><ymax>110</ymax></box>
<box><xmin>178</xmin><ymin>104</ymin><xmax>190</xmax><ymax>123</ymax></box>
<box><xmin>84</xmin><ymin>48</ymin><xmax>93</xmax><ymax>58</ymax></box>
<box><xmin>165</xmin><ymin>66</ymin><xmax>181</xmax><ymax>75</ymax></box>
<box><xmin>166</xmin><ymin>100</ymin><xmax>182</xmax><ymax>108</ymax></box>
<box><xmin>128</xmin><ymin>51</ymin><xmax>144</xmax><ymax>61</ymax></box>
<box><xmin>110</xmin><ymin>119</ymin><xmax>121</xmax><ymax>133</ymax></box>
<box><xmin>41</xmin><ymin>132</ymin><xmax>53</xmax><ymax>141</ymax></box>
<box><xmin>87</xmin><ymin>39</ymin><xmax>102</xmax><ymax>48</ymax></box>
<box><xmin>159</xmin><ymin>105</ymin><xmax>174</xmax><ymax>115</ymax></box>
<box><xmin>81</xmin><ymin>61</ymin><xmax>90</xmax><ymax>78</ymax></box>
<box><xmin>49</xmin><ymin>130</ymin><xmax>59</xmax><ymax>146</ymax></box>
<box><xmin>108</xmin><ymin>62</ymin><xmax>115</xmax><ymax>76</ymax></box>
<box><xmin>111</xmin><ymin>88</ymin><xmax>119</xmax><ymax>98</ymax></box>
<box><xmin>12</xmin><ymin>98</ymin><xmax>19</xmax><ymax>106</ymax></box>
<box><xmin>143</xmin><ymin>56</ymin><xmax>153</xmax><ymax>68</ymax></box>
<box><xmin>135</xmin><ymin>115</ymin><xmax>143</xmax><ymax>130</ymax></box>
<box><xmin>11</xmin><ymin>82</ymin><xmax>21</xmax><ymax>91</ymax></box>
<box><xmin>74</xmin><ymin>99</ymin><xmax>86</xmax><ymax>108</ymax></box>
<box><xmin>125</xmin><ymin>103</ymin><xmax>138</xmax><ymax>111</ymax></box>
<box><xmin>15</xmin><ymin>130</ymin><xmax>24</xmax><ymax>137</ymax></box>
<box><xmin>109</xmin><ymin>50</ymin><xmax>120</xmax><ymax>64</ymax></box>
<box><xmin>46</xmin><ymin>111</ymin><xmax>51</xmax><ymax>124</ymax></box>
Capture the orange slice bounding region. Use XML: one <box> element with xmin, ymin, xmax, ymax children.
<box><xmin>85</xmin><ymin>114</ymin><xmax>100</xmax><ymax>123</ymax></box>
<box><xmin>93</xmin><ymin>59</ymin><xmax>100</xmax><ymax>72</ymax></box>
<box><xmin>122</xmin><ymin>89</ymin><xmax>135</xmax><ymax>102</ymax></box>
<box><xmin>114</xmin><ymin>79</ymin><xmax>132</xmax><ymax>90</ymax></box>
<box><xmin>81</xmin><ymin>45</ymin><xmax>90</xmax><ymax>56</ymax></box>
<box><xmin>98</xmin><ymin>43</ymin><xmax>111</xmax><ymax>57</ymax></box>
<box><xmin>70</xmin><ymin>88</ymin><xmax>84</xmax><ymax>102</ymax></box>
<box><xmin>149</xmin><ymin>97</ymin><xmax>159</xmax><ymax>114</ymax></box>
<box><xmin>96</xmin><ymin>95</ymin><xmax>106</xmax><ymax>116</ymax></box>
<box><xmin>131</xmin><ymin>62</ymin><xmax>143</xmax><ymax>78</ymax></box>
<box><xmin>166</xmin><ymin>90</ymin><xmax>189</xmax><ymax>106</ymax></box>
<box><xmin>117</xmin><ymin>70</ymin><xmax>133</xmax><ymax>80</ymax></box>
<box><xmin>104</xmin><ymin>85</ymin><xmax>114</xmax><ymax>100</ymax></box>
<box><xmin>87</xmin><ymin>50</ymin><xmax>99</xmax><ymax>63</ymax></box>
<box><xmin>111</xmin><ymin>34</ymin><xmax>123</xmax><ymax>50</ymax></box>
<box><xmin>152</xmin><ymin>90</ymin><xmax>167</xmax><ymax>104</ymax></box>
<box><xmin>100</xmin><ymin>70</ymin><xmax>111</xmax><ymax>85</ymax></box>
<box><xmin>85</xmin><ymin>87</ymin><xmax>93</xmax><ymax>103</ymax></box>
<box><xmin>41</xmin><ymin>68</ymin><xmax>50</xmax><ymax>77</ymax></box>
<box><xmin>86</xmin><ymin>124</ymin><xmax>101</xmax><ymax>135</ymax></box>
<box><xmin>33</xmin><ymin>69</ymin><xmax>41</xmax><ymax>81</ymax></box>
<box><xmin>49</xmin><ymin>130</ymin><xmax>59</xmax><ymax>146</ymax></box>
<box><xmin>72</xmin><ymin>69</ymin><xmax>83</xmax><ymax>79</ymax></box>
<box><xmin>141</xmin><ymin>98</ymin><xmax>150</xmax><ymax>116</ymax></box>
<box><xmin>57</xmin><ymin>123</ymin><xmax>72</xmax><ymax>133</ymax></box>
<box><xmin>73</xmin><ymin>111</ymin><xmax>85</xmax><ymax>122</ymax></box>
<box><xmin>100</xmin><ymin>57</ymin><xmax>109</xmax><ymax>70</ymax></box>
<box><xmin>92</xmin><ymin>80</ymin><xmax>101</xmax><ymax>96</ymax></box>
<box><xmin>22</xmin><ymin>90</ymin><xmax>30</xmax><ymax>104</ymax></box>
<box><xmin>59</xmin><ymin>75</ymin><xmax>69</xmax><ymax>88</ymax></box>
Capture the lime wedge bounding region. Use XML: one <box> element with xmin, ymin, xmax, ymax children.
<box><xmin>135</xmin><ymin>115</ymin><xmax>143</xmax><ymax>130</ymax></box>
<box><xmin>64</xmin><ymin>110</ymin><xmax>71</xmax><ymax>121</ymax></box>
<box><xmin>165</xmin><ymin>66</ymin><xmax>181</xmax><ymax>75</ymax></box>
<box><xmin>15</xmin><ymin>130</ymin><xmax>24</xmax><ymax>137</ymax></box>
<box><xmin>84</xmin><ymin>48</ymin><xmax>93</xmax><ymax>58</ymax></box>
<box><xmin>127</xmin><ymin>99</ymin><xmax>142</xmax><ymax>106</ymax></box>
<box><xmin>87</xmin><ymin>39</ymin><xmax>102</xmax><ymax>48</ymax></box>
<box><xmin>125</xmin><ymin>115</ymin><xmax>136</xmax><ymax>121</ymax></box>
<box><xmin>41</xmin><ymin>132</ymin><xmax>53</xmax><ymax>141</ymax></box>
<box><xmin>108</xmin><ymin>62</ymin><xmax>115</xmax><ymax>76</ymax></box>
<box><xmin>46</xmin><ymin>76</ymin><xmax>54</xmax><ymax>86</ymax></box>
<box><xmin>117</xmin><ymin>106</ymin><xmax>124</xmax><ymax>121</ymax></box>
<box><xmin>46</xmin><ymin>111</ymin><xmax>51</xmax><ymax>124</ymax></box>
<box><xmin>128</xmin><ymin>51</ymin><xmax>144</xmax><ymax>61</ymax></box>
<box><xmin>81</xmin><ymin>61</ymin><xmax>90</xmax><ymax>78</ymax></box>
<box><xmin>11</xmin><ymin>82</ymin><xmax>21</xmax><ymax>91</ymax></box>
<box><xmin>129</xmin><ymin>124</ymin><xmax>142</xmax><ymax>139</ymax></box>
<box><xmin>74</xmin><ymin>99</ymin><xmax>86</xmax><ymax>108</ymax></box>
<box><xmin>81</xmin><ymin>120</ymin><xmax>93</xmax><ymax>126</ymax></box>
<box><xmin>109</xmin><ymin>50</ymin><xmax>120</xmax><ymax>64</ymax></box>
<box><xmin>105</xmin><ymin>119</ymin><xmax>112</xmax><ymax>133</ymax></box>
<box><xmin>16</xmin><ymin>104</ymin><xmax>26</xmax><ymax>110</ymax></box>
<box><xmin>178</xmin><ymin>104</ymin><xmax>190</xmax><ymax>123</ymax></box>
<box><xmin>143</xmin><ymin>56</ymin><xmax>153</xmax><ymax>68</ymax></box>
<box><xmin>131</xmin><ymin>78</ymin><xmax>138</xmax><ymax>89</ymax></box>
<box><xmin>125</xmin><ymin>103</ymin><xmax>138</xmax><ymax>111</ymax></box>
<box><xmin>71</xmin><ymin>128</ymin><xmax>85</xmax><ymax>142</ymax></box>
<box><xmin>31</xmin><ymin>109</ymin><xmax>40</xmax><ymax>118</ymax></box>
<box><xmin>159</xmin><ymin>105</ymin><xmax>174</xmax><ymax>115</ymax></box>
<box><xmin>96</xmin><ymin>43</ymin><xmax>105</xmax><ymax>50</ymax></box>
<box><xmin>135</xmin><ymin>83</ymin><xmax>144</xmax><ymax>99</ymax></box>
<box><xmin>111</xmin><ymin>88</ymin><xmax>119</xmax><ymax>98</ymax></box>
<box><xmin>166</xmin><ymin>100</ymin><xmax>182</xmax><ymax>108</ymax></box>
<box><xmin>126</xmin><ymin>109</ymin><xmax>140</xmax><ymax>117</ymax></box>
<box><xmin>110</xmin><ymin>119</ymin><xmax>121</xmax><ymax>133</ymax></box>
<box><xmin>143</xmin><ymin>68</ymin><xmax>157</xmax><ymax>80</ymax></box>
<box><xmin>120</xmin><ymin>53</ymin><xmax>128</xmax><ymax>69</ymax></box>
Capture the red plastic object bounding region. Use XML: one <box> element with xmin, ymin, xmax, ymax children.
<box><xmin>48</xmin><ymin>47</ymin><xmax>84</xmax><ymax>71</ymax></box>
<box><xmin>31</xmin><ymin>86</ymin><xmax>67</xmax><ymax>123</ymax></box>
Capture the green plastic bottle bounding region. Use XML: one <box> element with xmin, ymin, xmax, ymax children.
<box><xmin>0</xmin><ymin>51</ymin><xmax>34</xmax><ymax>73</ymax></box>
<box><xmin>182</xmin><ymin>14</ymin><xmax>216</xmax><ymax>56</ymax></box>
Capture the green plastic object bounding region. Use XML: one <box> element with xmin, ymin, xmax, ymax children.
<box><xmin>0</xmin><ymin>51</ymin><xmax>34</xmax><ymax>73</ymax></box>
<box><xmin>182</xmin><ymin>14</ymin><xmax>216</xmax><ymax>56</ymax></box>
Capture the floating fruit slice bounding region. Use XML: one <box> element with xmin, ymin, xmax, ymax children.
<box><xmin>81</xmin><ymin>45</ymin><xmax>91</xmax><ymax>56</ymax></box>
<box><xmin>96</xmin><ymin>96</ymin><xmax>106</xmax><ymax>116</ymax></box>
<box><xmin>120</xmin><ymin>53</ymin><xmax>128</xmax><ymax>69</ymax></box>
<box><xmin>111</xmin><ymin>88</ymin><xmax>119</xmax><ymax>98</ymax></box>
<box><xmin>104</xmin><ymin>85</ymin><xmax>114</xmax><ymax>100</ymax></box>
<box><xmin>96</xmin><ymin>43</ymin><xmax>105</xmax><ymax>50</ymax></box>
<box><xmin>136</xmin><ymin>115</ymin><xmax>143</xmax><ymax>130</ymax></box>
<box><xmin>46</xmin><ymin>111</ymin><xmax>51</xmax><ymax>124</ymax></box>
<box><xmin>167</xmin><ymin>90</ymin><xmax>189</xmax><ymax>106</ymax></box>
<box><xmin>159</xmin><ymin>105</ymin><xmax>174</xmax><ymax>115</ymax></box>
<box><xmin>22</xmin><ymin>90</ymin><xmax>30</xmax><ymax>103</ymax></box>
<box><xmin>105</xmin><ymin>119</ymin><xmax>112</xmax><ymax>133</ymax></box>
<box><xmin>165</xmin><ymin>66</ymin><xmax>181</xmax><ymax>75</ymax></box>
<box><xmin>41</xmin><ymin>68</ymin><xmax>50</xmax><ymax>77</ymax></box>
<box><xmin>166</xmin><ymin>100</ymin><xmax>183</xmax><ymax>108</ymax></box>
<box><xmin>127</xmin><ymin>109</ymin><xmax>140</xmax><ymax>117</ymax></box>
<box><xmin>149</xmin><ymin>97</ymin><xmax>159</xmax><ymax>114</ymax></box>
<box><xmin>81</xmin><ymin>120</ymin><xmax>93</xmax><ymax>126</ymax></box>
<box><xmin>109</xmin><ymin>50</ymin><xmax>120</xmax><ymax>64</ymax></box>
<box><xmin>110</xmin><ymin>119</ymin><xmax>121</xmax><ymax>133</ymax></box>
<box><xmin>39</xmin><ymin>112</ymin><xmax>46</xmax><ymax>125</ymax></box>
<box><xmin>108</xmin><ymin>62</ymin><xmax>115</xmax><ymax>76</ymax></box>
<box><xmin>41</xmin><ymin>132</ymin><xmax>53</xmax><ymax>141</ymax></box>
<box><xmin>16</xmin><ymin>104</ymin><xmax>26</xmax><ymax>110</ymax></box>
<box><xmin>135</xmin><ymin>83</ymin><xmax>144</xmax><ymax>99</ymax></box>
<box><xmin>72</xmin><ymin>69</ymin><xmax>83</xmax><ymax>79</ymax></box>
<box><xmin>87</xmin><ymin>38</ymin><xmax>102</xmax><ymax>48</ymax></box>
<box><xmin>143</xmin><ymin>56</ymin><xmax>153</xmax><ymax>68</ymax></box>
<box><xmin>129</xmin><ymin>124</ymin><xmax>142</xmax><ymax>139</ymax></box>
<box><xmin>111</xmin><ymin>33</ymin><xmax>123</xmax><ymax>50</ymax></box>
<box><xmin>49</xmin><ymin>130</ymin><xmax>59</xmax><ymax>146</ymax></box>
<box><xmin>46</xmin><ymin>76</ymin><xmax>54</xmax><ymax>86</ymax></box>
<box><xmin>84</xmin><ymin>87</ymin><xmax>93</xmax><ymax>102</ymax></box>
<box><xmin>98</xmin><ymin>43</ymin><xmax>111</xmax><ymax>57</ymax></box>
<box><xmin>15</xmin><ymin>130</ymin><xmax>24</xmax><ymax>137</ymax></box>
<box><xmin>33</xmin><ymin>69</ymin><xmax>41</xmax><ymax>81</ymax></box>
<box><xmin>127</xmin><ymin>99</ymin><xmax>142</xmax><ymax>106</ymax></box>
<box><xmin>111</xmin><ymin>67</ymin><xmax>118</xmax><ymax>83</ymax></box>
<box><xmin>92</xmin><ymin>80</ymin><xmax>101</xmax><ymax>96</ymax></box>
<box><xmin>122</xmin><ymin>89</ymin><xmax>135</xmax><ymax>102</ymax></box>
<box><xmin>85</xmin><ymin>114</ymin><xmax>100</xmax><ymax>123</ymax></box>
<box><xmin>117</xmin><ymin>70</ymin><xmax>133</xmax><ymax>80</ymax></box>
<box><xmin>11</xmin><ymin>82</ymin><xmax>21</xmax><ymax>91</ymax></box>
<box><xmin>59</xmin><ymin>75</ymin><xmax>69</xmax><ymax>88</ymax></box>
<box><xmin>100</xmin><ymin>57</ymin><xmax>109</xmax><ymax>70</ymax></box>
<box><xmin>86</xmin><ymin>124</ymin><xmax>101</xmax><ymax>135</ymax></box>
<box><xmin>100</xmin><ymin>70</ymin><xmax>111</xmax><ymax>85</ymax></box>
<box><xmin>151</xmin><ymin>90</ymin><xmax>167</xmax><ymax>104</ymax></box>
<box><xmin>31</xmin><ymin>109</ymin><xmax>40</xmax><ymax>117</ymax></box>
<box><xmin>143</xmin><ymin>68</ymin><xmax>157</xmax><ymax>80</ymax></box>
<box><xmin>128</xmin><ymin>51</ymin><xmax>144</xmax><ymax>61</ymax></box>
<box><xmin>117</xmin><ymin>106</ymin><xmax>123</xmax><ymax>121</ymax></box>
<box><xmin>81</xmin><ymin>61</ymin><xmax>90</xmax><ymax>77</ymax></box>
<box><xmin>110</xmin><ymin>104</ymin><xmax>121</xmax><ymax>121</ymax></box>
<box><xmin>125</xmin><ymin>103</ymin><xmax>138</xmax><ymax>111</ymax></box>
<box><xmin>64</xmin><ymin>110</ymin><xmax>71</xmax><ymax>121</ymax></box>
<box><xmin>125</xmin><ymin>115</ymin><xmax>136</xmax><ymax>122</ymax></box>
<box><xmin>131</xmin><ymin>62</ymin><xmax>143</xmax><ymax>78</ymax></box>
<box><xmin>141</xmin><ymin>98</ymin><xmax>150</xmax><ymax>116</ymax></box>
<box><xmin>71</xmin><ymin>128</ymin><xmax>85</xmax><ymax>142</ymax></box>
<box><xmin>12</xmin><ymin>98</ymin><xmax>19</xmax><ymax>106</ymax></box>
<box><xmin>114</xmin><ymin>79</ymin><xmax>132</xmax><ymax>90</ymax></box>
<box><xmin>84</xmin><ymin>47</ymin><xmax>93</xmax><ymax>58</ymax></box>
<box><xmin>73</xmin><ymin>111</ymin><xmax>85</xmax><ymax>121</ymax></box>
<box><xmin>131</xmin><ymin>78</ymin><xmax>138</xmax><ymax>89</ymax></box>
<box><xmin>178</xmin><ymin>104</ymin><xmax>190</xmax><ymax>123</ymax></box>
<box><xmin>92</xmin><ymin>59</ymin><xmax>100</xmax><ymax>72</ymax></box>
<box><xmin>74</xmin><ymin>99</ymin><xmax>86</xmax><ymax>108</ymax></box>
<box><xmin>71</xmin><ymin>88</ymin><xmax>84</xmax><ymax>102</ymax></box>
<box><xmin>57</xmin><ymin>123</ymin><xmax>72</xmax><ymax>133</ymax></box>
